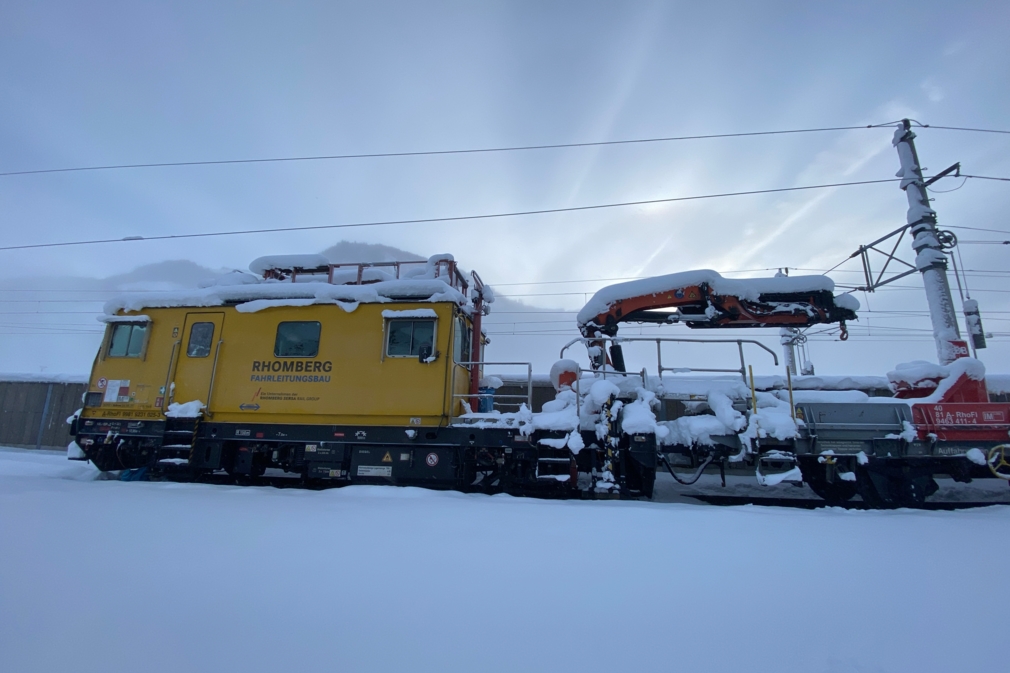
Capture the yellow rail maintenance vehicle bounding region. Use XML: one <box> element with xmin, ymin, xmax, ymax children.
<box><xmin>71</xmin><ymin>254</ymin><xmax>592</xmax><ymax>495</ymax></box>
<box><xmin>70</xmin><ymin>247</ymin><xmax>1006</xmax><ymax>507</ymax></box>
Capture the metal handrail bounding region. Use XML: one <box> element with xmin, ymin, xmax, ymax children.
<box><xmin>204</xmin><ymin>340</ymin><xmax>224</xmax><ymax>419</ymax></box>
<box><xmin>560</xmin><ymin>336</ymin><xmax>778</xmax><ymax>384</ymax></box>
<box><xmin>452</xmin><ymin>361</ymin><xmax>533</xmax><ymax>415</ymax></box>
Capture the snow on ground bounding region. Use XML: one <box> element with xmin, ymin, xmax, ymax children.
<box><xmin>1</xmin><ymin>448</ymin><xmax>1008</xmax><ymax>673</ymax></box>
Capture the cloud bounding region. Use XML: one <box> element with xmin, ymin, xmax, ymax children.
<box><xmin>920</xmin><ymin>79</ymin><xmax>944</xmax><ymax>103</ymax></box>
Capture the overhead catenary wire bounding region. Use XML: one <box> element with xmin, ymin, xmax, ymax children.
<box><xmin>3</xmin><ymin>267</ymin><xmax>1010</xmax><ymax>293</ymax></box>
<box><xmin>3</xmin><ymin>121</ymin><xmax>1006</xmax><ymax>179</ymax></box>
<box><xmin>946</xmin><ymin>225</ymin><xmax>1010</xmax><ymax>235</ymax></box>
<box><xmin>0</xmin><ymin>177</ymin><xmax>909</xmax><ymax>252</ymax></box>
<box><xmin>916</xmin><ymin>125</ymin><xmax>1010</xmax><ymax>135</ymax></box>
<box><xmin>960</xmin><ymin>174</ymin><xmax>1010</xmax><ymax>183</ymax></box>
<box><xmin>0</xmin><ymin>123</ymin><xmax>912</xmax><ymax>178</ymax></box>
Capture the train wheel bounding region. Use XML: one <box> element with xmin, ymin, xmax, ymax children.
<box><xmin>897</xmin><ymin>474</ymin><xmax>938</xmax><ymax>506</ymax></box>
<box><xmin>988</xmin><ymin>445</ymin><xmax>1010</xmax><ymax>480</ymax></box>
<box><xmin>800</xmin><ymin>461</ymin><xmax>857</xmax><ymax>504</ymax></box>
<box><xmin>620</xmin><ymin>460</ymin><xmax>656</xmax><ymax>499</ymax></box>
<box><xmin>87</xmin><ymin>444</ymin><xmax>124</xmax><ymax>472</ymax></box>
<box><xmin>855</xmin><ymin>468</ymin><xmax>937</xmax><ymax>508</ymax></box>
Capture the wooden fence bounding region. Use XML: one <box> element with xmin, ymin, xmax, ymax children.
<box><xmin>0</xmin><ymin>381</ymin><xmax>88</xmax><ymax>451</ymax></box>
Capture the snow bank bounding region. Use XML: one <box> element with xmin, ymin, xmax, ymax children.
<box><xmin>833</xmin><ymin>293</ymin><xmax>860</xmax><ymax>312</ymax></box>
<box><xmin>577</xmin><ymin>269</ymin><xmax>836</xmax><ymax>325</ymax></box>
<box><xmin>707</xmin><ymin>391</ymin><xmax>746</xmax><ymax>432</ymax></box>
<box><xmin>588</xmin><ymin>379</ymin><xmax>620</xmax><ymax>406</ymax></box>
<box><xmin>453</xmin><ymin>406</ymin><xmax>534</xmax><ymax>434</ymax></box>
<box><xmin>661</xmin><ymin>414</ymin><xmax>735</xmax><ymax>447</ymax></box>
<box><xmin>549</xmin><ymin>359</ymin><xmax>580</xmax><ymax>391</ymax></box>
<box><xmin>755</xmin><ymin>466</ymin><xmax>802</xmax><ymax>486</ymax></box>
<box><xmin>103</xmin><ymin>254</ymin><xmax>469</xmax><ymax>316</ymax></box>
<box><xmin>532</xmin><ymin>391</ymin><xmax>580</xmax><ymax>434</ymax></box>
<box><xmin>741</xmin><ymin>393</ymin><xmax>800</xmax><ymax>442</ymax></box>
<box><xmin>887</xmin><ymin>357</ymin><xmax>986</xmax><ymax>401</ymax></box>
<box><xmin>199</xmin><ymin>269</ymin><xmax>261</xmax><ymax>287</ymax></box>
<box><xmin>97</xmin><ymin>314</ymin><xmax>151</xmax><ymax>324</ymax></box>
<box><xmin>621</xmin><ymin>388</ymin><xmax>666</xmax><ymax>439</ymax></box>
<box><xmin>165</xmin><ymin>400</ymin><xmax>205</xmax><ymax>418</ymax></box>
<box><xmin>2</xmin><ymin>448</ymin><xmax>1007</xmax><ymax>673</ymax></box>
<box><xmin>0</xmin><ymin>373</ymin><xmax>89</xmax><ymax>384</ymax></box>
<box><xmin>779</xmin><ymin>390</ymin><xmax>870</xmax><ymax>403</ymax></box>
<box><xmin>478</xmin><ymin>376</ymin><xmax>503</xmax><ymax>390</ymax></box>
<box><xmin>381</xmin><ymin>308</ymin><xmax>438</xmax><ymax>319</ymax></box>
<box><xmin>966</xmin><ymin>448</ymin><xmax>988</xmax><ymax>466</ymax></box>
<box><xmin>657</xmin><ymin>388</ymin><xmax>797</xmax><ymax>448</ymax></box>
<box><xmin>66</xmin><ymin>441</ymin><xmax>85</xmax><ymax>459</ymax></box>
<box><xmin>105</xmin><ymin>278</ymin><xmax>468</xmax><ymax>315</ymax></box>
<box><xmin>916</xmin><ymin>358</ymin><xmax>987</xmax><ymax>403</ymax></box>
<box><xmin>659</xmin><ymin>389</ymin><xmax>745</xmax><ymax>446</ymax></box>
<box><xmin>884</xmin><ymin>421</ymin><xmax>918</xmax><ymax>443</ymax></box>
<box><xmin>249</xmin><ymin>254</ymin><xmax>331</xmax><ymax>274</ymax></box>
<box><xmin>235</xmin><ymin>298</ymin><xmax>317</xmax><ymax>313</ymax></box>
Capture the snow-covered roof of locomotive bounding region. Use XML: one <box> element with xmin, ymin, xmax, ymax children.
<box><xmin>576</xmin><ymin>269</ymin><xmax>849</xmax><ymax>325</ymax></box>
<box><xmin>103</xmin><ymin>254</ymin><xmax>469</xmax><ymax>316</ymax></box>
<box><xmin>248</xmin><ymin>254</ymin><xmax>331</xmax><ymax>274</ymax></box>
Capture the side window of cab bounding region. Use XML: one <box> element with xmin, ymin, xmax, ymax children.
<box><xmin>453</xmin><ymin>316</ymin><xmax>472</xmax><ymax>364</ymax></box>
<box><xmin>107</xmin><ymin>323</ymin><xmax>149</xmax><ymax>358</ymax></box>
<box><xmin>386</xmin><ymin>319</ymin><xmax>435</xmax><ymax>358</ymax></box>
<box><xmin>275</xmin><ymin>321</ymin><xmax>321</xmax><ymax>357</ymax></box>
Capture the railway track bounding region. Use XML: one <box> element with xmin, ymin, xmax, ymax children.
<box><xmin>134</xmin><ymin>465</ymin><xmax>1010</xmax><ymax>509</ymax></box>
<box><xmin>685</xmin><ymin>494</ymin><xmax>1009</xmax><ymax>510</ymax></box>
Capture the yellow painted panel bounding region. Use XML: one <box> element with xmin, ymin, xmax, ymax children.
<box><xmin>82</xmin><ymin>301</ymin><xmax>474</xmax><ymax>428</ymax></box>
<box><xmin>174</xmin><ymin>312</ymin><xmax>225</xmax><ymax>407</ymax></box>
<box><xmin>82</xmin><ymin>316</ymin><xmax>184</xmax><ymax>417</ymax></box>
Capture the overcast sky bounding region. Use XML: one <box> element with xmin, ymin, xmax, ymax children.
<box><xmin>1</xmin><ymin>1</ymin><xmax>1008</xmax><ymax>377</ymax></box>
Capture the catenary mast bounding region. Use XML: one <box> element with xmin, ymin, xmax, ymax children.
<box><xmin>892</xmin><ymin>119</ymin><xmax>967</xmax><ymax>364</ymax></box>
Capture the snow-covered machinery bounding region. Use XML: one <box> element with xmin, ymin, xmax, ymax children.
<box><xmin>67</xmin><ymin>253</ymin><xmax>660</xmax><ymax>499</ymax></box>
<box><xmin>66</xmin><ymin>248</ymin><xmax>1009</xmax><ymax>507</ymax></box>
<box><xmin>548</xmin><ymin>339</ymin><xmax>1009</xmax><ymax>506</ymax></box>
<box><xmin>576</xmin><ymin>270</ymin><xmax>858</xmax><ymax>371</ymax></box>
<box><xmin>555</xmin><ymin>268</ymin><xmax>1010</xmax><ymax>507</ymax></box>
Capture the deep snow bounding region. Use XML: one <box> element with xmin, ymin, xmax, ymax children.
<box><xmin>1</xmin><ymin>448</ymin><xmax>1008</xmax><ymax>673</ymax></box>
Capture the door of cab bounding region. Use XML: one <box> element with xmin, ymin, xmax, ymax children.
<box><xmin>172</xmin><ymin>312</ymin><xmax>225</xmax><ymax>408</ymax></box>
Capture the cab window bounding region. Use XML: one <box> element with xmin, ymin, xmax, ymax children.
<box><xmin>275</xmin><ymin>321</ymin><xmax>321</xmax><ymax>357</ymax></box>
<box><xmin>387</xmin><ymin>320</ymin><xmax>435</xmax><ymax>357</ymax></box>
<box><xmin>108</xmin><ymin>323</ymin><xmax>148</xmax><ymax>358</ymax></box>
<box><xmin>454</xmin><ymin>316</ymin><xmax>472</xmax><ymax>363</ymax></box>
<box><xmin>186</xmin><ymin>322</ymin><xmax>215</xmax><ymax>357</ymax></box>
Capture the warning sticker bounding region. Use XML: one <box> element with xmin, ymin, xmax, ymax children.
<box><xmin>425</xmin><ymin>452</ymin><xmax>439</xmax><ymax>467</ymax></box>
<box><xmin>382</xmin><ymin>451</ymin><xmax>392</xmax><ymax>463</ymax></box>
<box><xmin>104</xmin><ymin>380</ymin><xmax>131</xmax><ymax>404</ymax></box>
<box><xmin>358</xmin><ymin>465</ymin><xmax>392</xmax><ymax>477</ymax></box>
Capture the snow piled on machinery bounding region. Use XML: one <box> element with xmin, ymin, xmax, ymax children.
<box><xmin>577</xmin><ymin>269</ymin><xmax>839</xmax><ymax>324</ymax></box>
<box><xmin>577</xmin><ymin>268</ymin><xmax>858</xmax><ymax>329</ymax></box>
<box><xmin>102</xmin><ymin>253</ymin><xmax>475</xmax><ymax>317</ymax></box>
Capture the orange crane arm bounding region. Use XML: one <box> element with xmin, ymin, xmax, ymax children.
<box><xmin>578</xmin><ymin>282</ymin><xmax>855</xmax><ymax>338</ymax></box>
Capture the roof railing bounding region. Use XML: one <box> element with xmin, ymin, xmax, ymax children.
<box><xmin>264</xmin><ymin>259</ymin><xmax>470</xmax><ymax>294</ymax></box>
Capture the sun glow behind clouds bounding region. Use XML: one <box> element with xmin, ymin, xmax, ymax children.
<box><xmin>0</xmin><ymin>2</ymin><xmax>1009</xmax><ymax>375</ymax></box>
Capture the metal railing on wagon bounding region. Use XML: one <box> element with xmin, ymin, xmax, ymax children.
<box><xmin>452</xmin><ymin>361</ymin><xmax>534</xmax><ymax>418</ymax></box>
